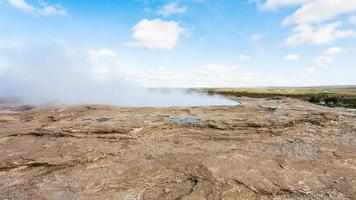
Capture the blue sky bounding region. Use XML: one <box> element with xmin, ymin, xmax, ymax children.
<box><xmin>0</xmin><ymin>0</ymin><xmax>356</xmax><ymax>87</ymax></box>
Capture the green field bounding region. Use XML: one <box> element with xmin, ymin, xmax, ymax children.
<box><xmin>194</xmin><ymin>86</ymin><xmax>356</xmax><ymax>108</ymax></box>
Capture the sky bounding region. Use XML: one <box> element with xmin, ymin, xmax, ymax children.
<box><xmin>0</xmin><ymin>0</ymin><xmax>356</xmax><ymax>88</ymax></box>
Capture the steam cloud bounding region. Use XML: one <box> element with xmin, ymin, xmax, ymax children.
<box><xmin>0</xmin><ymin>42</ymin><xmax>236</xmax><ymax>107</ymax></box>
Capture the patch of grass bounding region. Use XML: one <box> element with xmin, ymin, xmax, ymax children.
<box><xmin>193</xmin><ymin>87</ymin><xmax>356</xmax><ymax>108</ymax></box>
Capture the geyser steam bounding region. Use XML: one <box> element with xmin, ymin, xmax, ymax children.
<box><xmin>0</xmin><ymin>42</ymin><xmax>237</xmax><ymax>107</ymax></box>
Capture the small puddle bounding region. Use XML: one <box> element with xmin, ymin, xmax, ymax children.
<box><xmin>166</xmin><ymin>116</ymin><xmax>201</xmax><ymax>124</ymax></box>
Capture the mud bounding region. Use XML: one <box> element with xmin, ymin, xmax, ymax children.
<box><xmin>0</xmin><ymin>97</ymin><xmax>356</xmax><ymax>199</ymax></box>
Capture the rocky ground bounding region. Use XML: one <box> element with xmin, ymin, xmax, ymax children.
<box><xmin>0</xmin><ymin>97</ymin><xmax>356</xmax><ymax>200</ymax></box>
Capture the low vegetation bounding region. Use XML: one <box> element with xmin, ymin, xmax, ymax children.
<box><xmin>194</xmin><ymin>86</ymin><xmax>356</xmax><ymax>108</ymax></box>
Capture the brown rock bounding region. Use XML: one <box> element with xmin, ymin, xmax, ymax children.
<box><xmin>0</xmin><ymin>97</ymin><xmax>355</xmax><ymax>199</ymax></box>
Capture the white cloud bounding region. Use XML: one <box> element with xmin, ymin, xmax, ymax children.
<box><xmin>251</xmin><ymin>33</ymin><xmax>264</xmax><ymax>42</ymax></box>
<box><xmin>283</xmin><ymin>0</ymin><xmax>356</xmax><ymax>25</ymax></box>
<box><xmin>192</xmin><ymin>64</ymin><xmax>242</xmax><ymax>87</ymax></box>
<box><xmin>304</xmin><ymin>47</ymin><xmax>344</xmax><ymax>73</ymax></box>
<box><xmin>262</xmin><ymin>0</ymin><xmax>313</xmax><ymax>10</ymax></box>
<box><xmin>116</xmin><ymin>67</ymin><xmax>182</xmax><ymax>87</ymax></box>
<box><xmin>195</xmin><ymin>64</ymin><xmax>238</xmax><ymax>77</ymax></box>
<box><xmin>7</xmin><ymin>0</ymin><xmax>66</xmax><ymax>16</ymax></box>
<box><xmin>89</xmin><ymin>49</ymin><xmax>118</xmax><ymax>58</ymax></box>
<box><xmin>350</xmin><ymin>16</ymin><xmax>356</xmax><ymax>24</ymax></box>
<box><xmin>313</xmin><ymin>46</ymin><xmax>344</xmax><ymax>67</ymax></box>
<box><xmin>157</xmin><ymin>2</ymin><xmax>187</xmax><ymax>17</ymax></box>
<box><xmin>255</xmin><ymin>0</ymin><xmax>356</xmax><ymax>46</ymax></box>
<box><xmin>285</xmin><ymin>22</ymin><xmax>355</xmax><ymax>46</ymax></box>
<box><xmin>239</xmin><ymin>54</ymin><xmax>251</xmax><ymax>61</ymax></box>
<box><xmin>305</xmin><ymin>67</ymin><xmax>316</xmax><ymax>72</ymax></box>
<box><xmin>127</xmin><ymin>18</ymin><xmax>184</xmax><ymax>49</ymax></box>
<box><xmin>40</xmin><ymin>3</ymin><xmax>66</xmax><ymax>16</ymax></box>
<box><xmin>314</xmin><ymin>55</ymin><xmax>334</xmax><ymax>66</ymax></box>
<box><xmin>284</xmin><ymin>54</ymin><xmax>299</xmax><ymax>61</ymax></box>
<box><xmin>325</xmin><ymin>46</ymin><xmax>343</xmax><ymax>55</ymax></box>
<box><xmin>92</xmin><ymin>67</ymin><xmax>111</xmax><ymax>78</ymax></box>
<box><xmin>117</xmin><ymin>64</ymin><xmax>263</xmax><ymax>88</ymax></box>
<box><xmin>8</xmin><ymin>0</ymin><xmax>33</xmax><ymax>12</ymax></box>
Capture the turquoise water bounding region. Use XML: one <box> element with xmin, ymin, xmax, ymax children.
<box><xmin>166</xmin><ymin>116</ymin><xmax>201</xmax><ymax>124</ymax></box>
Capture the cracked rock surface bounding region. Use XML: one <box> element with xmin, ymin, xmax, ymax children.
<box><xmin>1</xmin><ymin>97</ymin><xmax>356</xmax><ymax>199</ymax></box>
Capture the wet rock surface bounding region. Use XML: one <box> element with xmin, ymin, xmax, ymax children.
<box><xmin>0</xmin><ymin>97</ymin><xmax>356</xmax><ymax>199</ymax></box>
